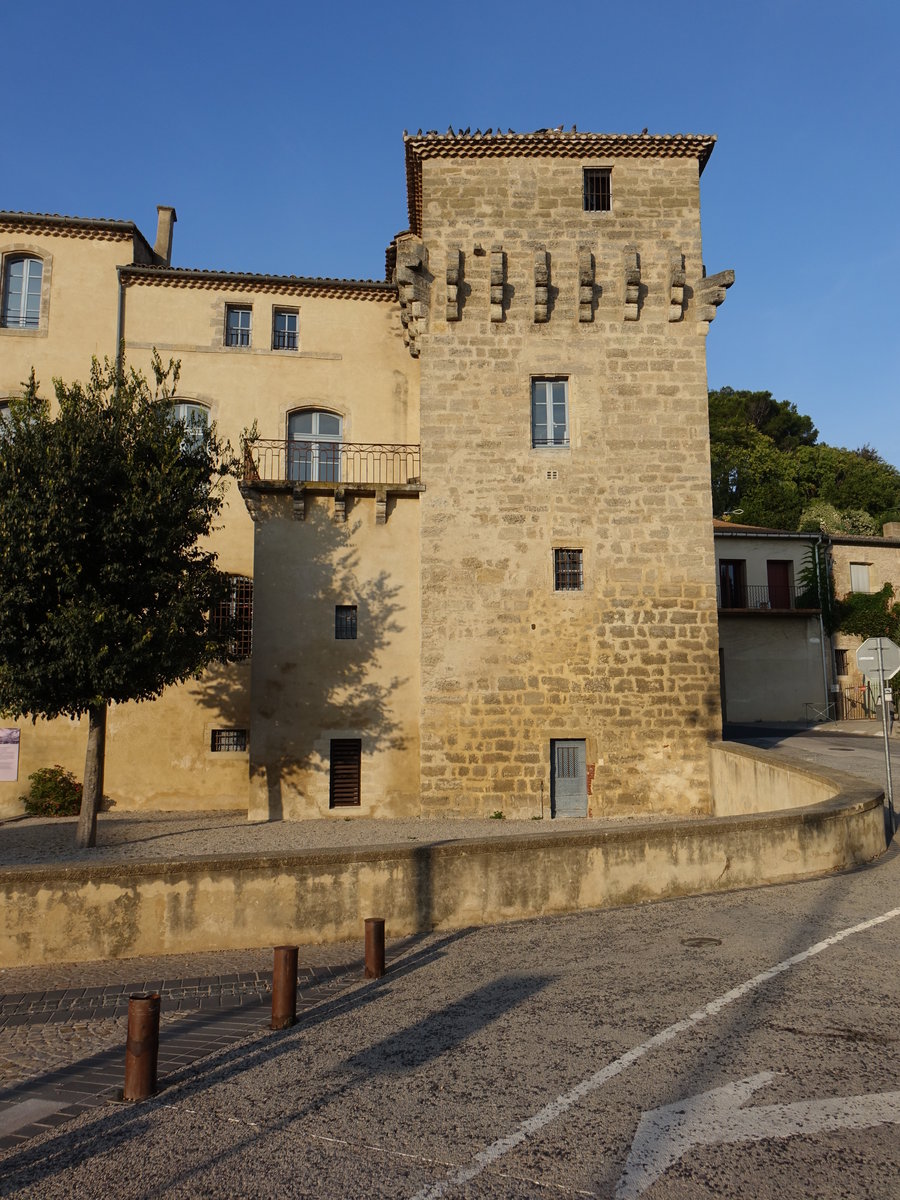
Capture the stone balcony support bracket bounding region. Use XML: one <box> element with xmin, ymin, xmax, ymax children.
<box><xmin>446</xmin><ymin>249</ymin><xmax>462</xmax><ymax>321</ymax></box>
<box><xmin>668</xmin><ymin>250</ymin><xmax>686</xmax><ymax>322</ymax></box>
<box><xmin>578</xmin><ymin>248</ymin><xmax>595</xmax><ymax>322</ymax></box>
<box><xmin>490</xmin><ymin>245</ymin><xmax>506</xmax><ymax>322</ymax></box>
<box><xmin>239</xmin><ymin>480</ymin><xmax>425</xmax><ymax>525</ymax></box>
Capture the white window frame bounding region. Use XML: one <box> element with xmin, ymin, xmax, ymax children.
<box><xmin>272</xmin><ymin>308</ymin><xmax>298</xmax><ymax>351</ymax></box>
<box><xmin>225</xmin><ymin>305</ymin><xmax>252</xmax><ymax>347</ymax></box>
<box><xmin>1</xmin><ymin>255</ymin><xmax>43</xmax><ymax>330</ymax></box>
<box><xmin>287</xmin><ymin>409</ymin><xmax>343</xmax><ymax>482</ymax></box>
<box><xmin>531</xmin><ymin>378</ymin><xmax>569</xmax><ymax>448</ymax></box>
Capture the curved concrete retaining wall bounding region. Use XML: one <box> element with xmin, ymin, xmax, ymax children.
<box><xmin>0</xmin><ymin>743</ymin><xmax>888</xmax><ymax>967</ymax></box>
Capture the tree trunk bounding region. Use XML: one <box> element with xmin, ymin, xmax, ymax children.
<box><xmin>75</xmin><ymin>703</ymin><xmax>107</xmax><ymax>849</ymax></box>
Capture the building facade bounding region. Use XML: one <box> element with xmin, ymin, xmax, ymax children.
<box><xmin>1</xmin><ymin>128</ymin><xmax>733</xmax><ymax>820</ymax></box>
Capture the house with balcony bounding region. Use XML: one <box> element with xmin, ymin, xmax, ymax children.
<box><xmin>1</xmin><ymin>127</ymin><xmax>733</xmax><ymax>820</ymax></box>
<box><xmin>714</xmin><ymin>520</ymin><xmax>831</xmax><ymax>724</ymax></box>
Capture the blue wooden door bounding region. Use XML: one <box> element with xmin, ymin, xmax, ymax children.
<box><xmin>551</xmin><ymin>739</ymin><xmax>587</xmax><ymax>817</ymax></box>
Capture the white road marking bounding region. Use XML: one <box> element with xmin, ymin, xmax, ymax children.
<box><xmin>410</xmin><ymin>903</ymin><xmax>900</xmax><ymax>1200</ymax></box>
<box><xmin>616</xmin><ymin>1072</ymin><xmax>900</xmax><ymax>1198</ymax></box>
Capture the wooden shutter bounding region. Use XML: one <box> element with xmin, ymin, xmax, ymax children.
<box><xmin>330</xmin><ymin>739</ymin><xmax>361</xmax><ymax>807</ymax></box>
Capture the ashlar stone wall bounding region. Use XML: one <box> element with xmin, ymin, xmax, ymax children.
<box><xmin>413</xmin><ymin>149</ymin><xmax>726</xmax><ymax>816</ymax></box>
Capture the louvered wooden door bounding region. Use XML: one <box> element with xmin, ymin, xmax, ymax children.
<box><xmin>329</xmin><ymin>739</ymin><xmax>361</xmax><ymax>807</ymax></box>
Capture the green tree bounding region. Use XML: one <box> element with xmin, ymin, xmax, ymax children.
<box><xmin>0</xmin><ymin>356</ymin><xmax>236</xmax><ymax>847</ymax></box>
<box><xmin>837</xmin><ymin>583</ymin><xmax>900</xmax><ymax>642</ymax></box>
<box><xmin>709</xmin><ymin>388</ymin><xmax>900</xmax><ymax>530</ymax></box>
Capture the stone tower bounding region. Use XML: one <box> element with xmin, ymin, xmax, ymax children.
<box><xmin>397</xmin><ymin>128</ymin><xmax>733</xmax><ymax>816</ymax></box>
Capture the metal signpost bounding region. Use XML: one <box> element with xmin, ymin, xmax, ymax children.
<box><xmin>855</xmin><ymin>636</ymin><xmax>900</xmax><ymax>831</ymax></box>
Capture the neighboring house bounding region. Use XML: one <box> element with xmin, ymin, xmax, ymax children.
<box><xmin>829</xmin><ymin>524</ymin><xmax>900</xmax><ymax>717</ymax></box>
<box><xmin>0</xmin><ymin>127</ymin><xmax>733</xmax><ymax>820</ymax></box>
<box><xmin>713</xmin><ymin>520</ymin><xmax>830</xmax><ymax>723</ymax></box>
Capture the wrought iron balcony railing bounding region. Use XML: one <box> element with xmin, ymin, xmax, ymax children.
<box><xmin>717</xmin><ymin>583</ymin><xmax>819</xmax><ymax>612</ymax></box>
<box><xmin>243</xmin><ymin>439</ymin><xmax>421</xmax><ymax>487</ymax></box>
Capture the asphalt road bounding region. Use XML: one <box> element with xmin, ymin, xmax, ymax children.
<box><xmin>2</xmin><ymin>736</ymin><xmax>900</xmax><ymax>1198</ymax></box>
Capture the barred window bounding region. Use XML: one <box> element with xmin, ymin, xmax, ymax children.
<box><xmin>273</xmin><ymin>309</ymin><xmax>298</xmax><ymax>350</ymax></box>
<box><xmin>835</xmin><ymin>649</ymin><xmax>849</xmax><ymax>677</ymax></box>
<box><xmin>213</xmin><ymin>575</ymin><xmax>253</xmax><ymax>659</ymax></box>
<box><xmin>583</xmin><ymin>168</ymin><xmax>611</xmax><ymax>212</ymax></box>
<box><xmin>335</xmin><ymin>604</ymin><xmax>357</xmax><ymax>640</ymax></box>
<box><xmin>554</xmin><ymin>548</ymin><xmax>583</xmax><ymax>591</ymax></box>
<box><xmin>211</xmin><ymin>728</ymin><xmax>248</xmax><ymax>752</ymax></box>
<box><xmin>225</xmin><ymin>305</ymin><xmax>252</xmax><ymax>347</ymax></box>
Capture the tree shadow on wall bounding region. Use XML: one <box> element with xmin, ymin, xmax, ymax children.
<box><xmin>189</xmin><ymin>496</ymin><xmax>409</xmax><ymax>820</ymax></box>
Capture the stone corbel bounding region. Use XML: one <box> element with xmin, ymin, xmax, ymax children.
<box><xmin>694</xmin><ymin>268</ymin><xmax>735</xmax><ymax>328</ymax></box>
<box><xmin>578</xmin><ymin>248</ymin><xmax>595</xmax><ymax>322</ymax></box>
<box><xmin>291</xmin><ymin>488</ymin><xmax>307</xmax><ymax>521</ymax></box>
<box><xmin>375</xmin><ymin>485</ymin><xmax>388</xmax><ymax>526</ymax></box>
<box><xmin>668</xmin><ymin>250</ymin><xmax>686</xmax><ymax>322</ymax></box>
<box><xmin>446</xmin><ymin>249</ymin><xmax>462</xmax><ymax>321</ymax></box>
<box><xmin>624</xmin><ymin>246</ymin><xmax>640</xmax><ymax>320</ymax></box>
<box><xmin>534</xmin><ymin>248</ymin><xmax>549</xmax><ymax>323</ymax></box>
<box><xmin>490</xmin><ymin>245</ymin><xmax>505</xmax><ymax>322</ymax></box>
<box><xmin>394</xmin><ymin>235</ymin><xmax>430</xmax><ymax>357</ymax></box>
<box><xmin>333</xmin><ymin>488</ymin><xmax>347</xmax><ymax>523</ymax></box>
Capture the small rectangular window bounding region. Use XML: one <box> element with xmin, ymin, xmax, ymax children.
<box><xmin>583</xmin><ymin>168</ymin><xmax>611</xmax><ymax>212</ymax></box>
<box><xmin>554</xmin><ymin>548</ymin><xmax>583</xmax><ymax>591</ymax></box>
<box><xmin>532</xmin><ymin>378</ymin><xmax>569</xmax><ymax>448</ymax></box>
<box><xmin>835</xmin><ymin>649</ymin><xmax>849</xmax><ymax>677</ymax></box>
<box><xmin>273</xmin><ymin>309</ymin><xmax>298</xmax><ymax>351</ymax></box>
<box><xmin>335</xmin><ymin>604</ymin><xmax>358</xmax><ymax>640</ymax></box>
<box><xmin>211</xmin><ymin>729</ymin><xmax>248</xmax><ymax>752</ymax></box>
<box><xmin>330</xmin><ymin>739</ymin><xmax>361</xmax><ymax>807</ymax></box>
<box><xmin>225</xmin><ymin>305</ymin><xmax>252</xmax><ymax>347</ymax></box>
<box><xmin>849</xmin><ymin>562</ymin><xmax>871</xmax><ymax>593</ymax></box>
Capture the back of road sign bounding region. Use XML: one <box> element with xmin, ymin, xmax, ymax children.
<box><xmin>856</xmin><ymin>637</ymin><xmax>900</xmax><ymax>681</ymax></box>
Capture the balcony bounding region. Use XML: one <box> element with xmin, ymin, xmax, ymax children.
<box><xmin>717</xmin><ymin>583</ymin><xmax>820</xmax><ymax>613</ymax></box>
<box><xmin>240</xmin><ymin>439</ymin><xmax>423</xmax><ymax>525</ymax></box>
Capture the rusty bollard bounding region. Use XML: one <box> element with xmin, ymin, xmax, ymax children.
<box><xmin>123</xmin><ymin>993</ymin><xmax>160</xmax><ymax>1102</ymax></box>
<box><xmin>271</xmin><ymin>945</ymin><xmax>299</xmax><ymax>1030</ymax></box>
<box><xmin>364</xmin><ymin>917</ymin><xmax>386</xmax><ymax>979</ymax></box>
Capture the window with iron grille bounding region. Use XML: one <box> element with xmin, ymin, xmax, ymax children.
<box><xmin>1</xmin><ymin>255</ymin><xmax>43</xmax><ymax>328</ymax></box>
<box><xmin>225</xmin><ymin>305</ymin><xmax>252</xmax><ymax>347</ymax></box>
<box><xmin>335</xmin><ymin>604</ymin><xmax>357</xmax><ymax>640</ymax></box>
<box><xmin>212</xmin><ymin>575</ymin><xmax>253</xmax><ymax>659</ymax></box>
<box><xmin>330</xmin><ymin>739</ymin><xmax>361</xmax><ymax>807</ymax></box>
<box><xmin>835</xmin><ymin>649</ymin><xmax>849</xmax><ymax>677</ymax></box>
<box><xmin>554</xmin><ymin>548</ymin><xmax>583</xmax><ymax>591</ymax></box>
<box><xmin>583</xmin><ymin>168</ymin><xmax>611</xmax><ymax>212</ymax></box>
<box><xmin>211</xmin><ymin>728</ymin><xmax>248</xmax><ymax>752</ymax></box>
<box><xmin>272</xmin><ymin>309</ymin><xmax>298</xmax><ymax>350</ymax></box>
<box><xmin>531</xmin><ymin>378</ymin><xmax>569</xmax><ymax>448</ymax></box>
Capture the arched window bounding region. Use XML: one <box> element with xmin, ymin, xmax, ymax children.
<box><xmin>287</xmin><ymin>409</ymin><xmax>342</xmax><ymax>482</ymax></box>
<box><xmin>171</xmin><ymin>401</ymin><xmax>209</xmax><ymax>449</ymax></box>
<box><xmin>1</xmin><ymin>256</ymin><xmax>43</xmax><ymax>329</ymax></box>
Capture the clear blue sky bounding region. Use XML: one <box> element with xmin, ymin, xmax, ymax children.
<box><xmin>7</xmin><ymin>0</ymin><xmax>899</xmax><ymax>464</ymax></box>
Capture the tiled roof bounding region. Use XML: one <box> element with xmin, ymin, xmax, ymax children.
<box><xmin>403</xmin><ymin>127</ymin><xmax>718</xmax><ymax>234</ymax></box>
<box><xmin>713</xmin><ymin>518</ymin><xmax>816</xmax><ymax>536</ymax></box>
<box><xmin>0</xmin><ymin>210</ymin><xmax>147</xmax><ymax>245</ymax></box>
<box><xmin>120</xmin><ymin>264</ymin><xmax>396</xmax><ymax>301</ymax></box>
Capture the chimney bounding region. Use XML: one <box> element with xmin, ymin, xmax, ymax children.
<box><xmin>883</xmin><ymin>522</ymin><xmax>900</xmax><ymax>539</ymax></box>
<box><xmin>153</xmin><ymin>205</ymin><xmax>177</xmax><ymax>266</ymax></box>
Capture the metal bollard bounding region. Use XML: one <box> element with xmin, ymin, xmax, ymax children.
<box><xmin>123</xmin><ymin>992</ymin><xmax>160</xmax><ymax>1102</ymax></box>
<box><xmin>364</xmin><ymin>917</ymin><xmax>386</xmax><ymax>979</ymax></box>
<box><xmin>271</xmin><ymin>945</ymin><xmax>299</xmax><ymax>1030</ymax></box>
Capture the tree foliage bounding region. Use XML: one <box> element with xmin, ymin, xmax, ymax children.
<box><xmin>0</xmin><ymin>355</ymin><xmax>237</xmax><ymax>845</ymax></box>
<box><xmin>836</xmin><ymin>583</ymin><xmax>900</xmax><ymax>642</ymax></box>
<box><xmin>709</xmin><ymin>387</ymin><xmax>900</xmax><ymax>530</ymax></box>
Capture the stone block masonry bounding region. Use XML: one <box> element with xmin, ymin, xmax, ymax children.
<box><xmin>409</xmin><ymin>137</ymin><xmax>731</xmax><ymax>817</ymax></box>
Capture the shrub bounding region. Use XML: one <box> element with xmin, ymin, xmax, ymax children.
<box><xmin>21</xmin><ymin>765</ymin><xmax>83</xmax><ymax>817</ymax></box>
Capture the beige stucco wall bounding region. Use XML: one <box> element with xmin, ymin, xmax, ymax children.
<box><xmin>714</xmin><ymin>532</ymin><xmax>815</xmax><ymax>595</ymax></box>
<box><xmin>247</xmin><ymin>491</ymin><xmax>421</xmax><ymax>819</ymax></box>
<box><xmin>414</xmin><ymin>153</ymin><xmax>721</xmax><ymax>816</ymax></box>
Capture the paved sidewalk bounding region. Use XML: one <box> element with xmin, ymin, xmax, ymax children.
<box><xmin>0</xmin><ymin>941</ymin><xmax>367</xmax><ymax>1151</ymax></box>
